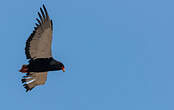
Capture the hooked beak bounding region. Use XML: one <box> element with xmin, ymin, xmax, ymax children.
<box><xmin>62</xmin><ymin>67</ymin><xmax>65</xmax><ymax>72</ymax></box>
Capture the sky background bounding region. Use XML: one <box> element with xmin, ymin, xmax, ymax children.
<box><xmin>0</xmin><ymin>0</ymin><xmax>174</xmax><ymax>110</ymax></box>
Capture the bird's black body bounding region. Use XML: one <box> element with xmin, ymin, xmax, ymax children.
<box><xmin>28</xmin><ymin>57</ymin><xmax>64</xmax><ymax>72</ymax></box>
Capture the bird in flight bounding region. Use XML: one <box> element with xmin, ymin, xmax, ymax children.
<box><xmin>19</xmin><ymin>4</ymin><xmax>65</xmax><ymax>92</ymax></box>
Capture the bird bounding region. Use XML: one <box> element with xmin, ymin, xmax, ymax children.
<box><xmin>19</xmin><ymin>4</ymin><xmax>65</xmax><ymax>92</ymax></box>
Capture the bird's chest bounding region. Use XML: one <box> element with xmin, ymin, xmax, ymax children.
<box><xmin>28</xmin><ymin>58</ymin><xmax>55</xmax><ymax>72</ymax></box>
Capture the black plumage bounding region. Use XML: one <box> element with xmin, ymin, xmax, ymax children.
<box><xmin>28</xmin><ymin>57</ymin><xmax>64</xmax><ymax>72</ymax></box>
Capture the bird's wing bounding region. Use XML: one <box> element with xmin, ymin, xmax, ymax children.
<box><xmin>22</xmin><ymin>72</ymin><xmax>48</xmax><ymax>92</ymax></box>
<box><xmin>25</xmin><ymin>5</ymin><xmax>53</xmax><ymax>59</ymax></box>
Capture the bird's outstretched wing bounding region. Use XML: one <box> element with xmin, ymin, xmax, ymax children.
<box><xmin>25</xmin><ymin>4</ymin><xmax>53</xmax><ymax>59</ymax></box>
<box><xmin>22</xmin><ymin>72</ymin><xmax>48</xmax><ymax>92</ymax></box>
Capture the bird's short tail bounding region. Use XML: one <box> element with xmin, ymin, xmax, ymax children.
<box><xmin>19</xmin><ymin>65</ymin><xmax>28</xmax><ymax>73</ymax></box>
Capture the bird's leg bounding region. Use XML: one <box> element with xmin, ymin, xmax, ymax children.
<box><xmin>19</xmin><ymin>65</ymin><xmax>28</xmax><ymax>73</ymax></box>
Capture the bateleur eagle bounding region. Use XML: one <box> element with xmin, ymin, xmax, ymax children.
<box><xmin>19</xmin><ymin>4</ymin><xmax>65</xmax><ymax>92</ymax></box>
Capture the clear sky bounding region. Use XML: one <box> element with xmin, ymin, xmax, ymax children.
<box><xmin>0</xmin><ymin>0</ymin><xmax>174</xmax><ymax>110</ymax></box>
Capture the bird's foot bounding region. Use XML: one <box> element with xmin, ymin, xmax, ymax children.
<box><xmin>19</xmin><ymin>65</ymin><xmax>28</xmax><ymax>73</ymax></box>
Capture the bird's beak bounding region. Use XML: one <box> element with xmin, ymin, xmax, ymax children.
<box><xmin>62</xmin><ymin>67</ymin><xmax>65</xmax><ymax>72</ymax></box>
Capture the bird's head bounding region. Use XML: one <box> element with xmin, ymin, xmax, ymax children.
<box><xmin>50</xmin><ymin>59</ymin><xmax>65</xmax><ymax>72</ymax></box>
<box><xmin>57</xmin><ymin>62</ymin><xmax>65</xmax><ymax>72</ymax></box>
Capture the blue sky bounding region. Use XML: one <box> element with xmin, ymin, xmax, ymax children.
<box><xmin>0</xmin><ymin>0</ymin><xmax>174</xmax><ymax>110</ymax></box>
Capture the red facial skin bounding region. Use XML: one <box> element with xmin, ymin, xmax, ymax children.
<box><xmin>62</xmin><ymin>67</ymin><xmax>65</xmax><ymax>72</ymax></box>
